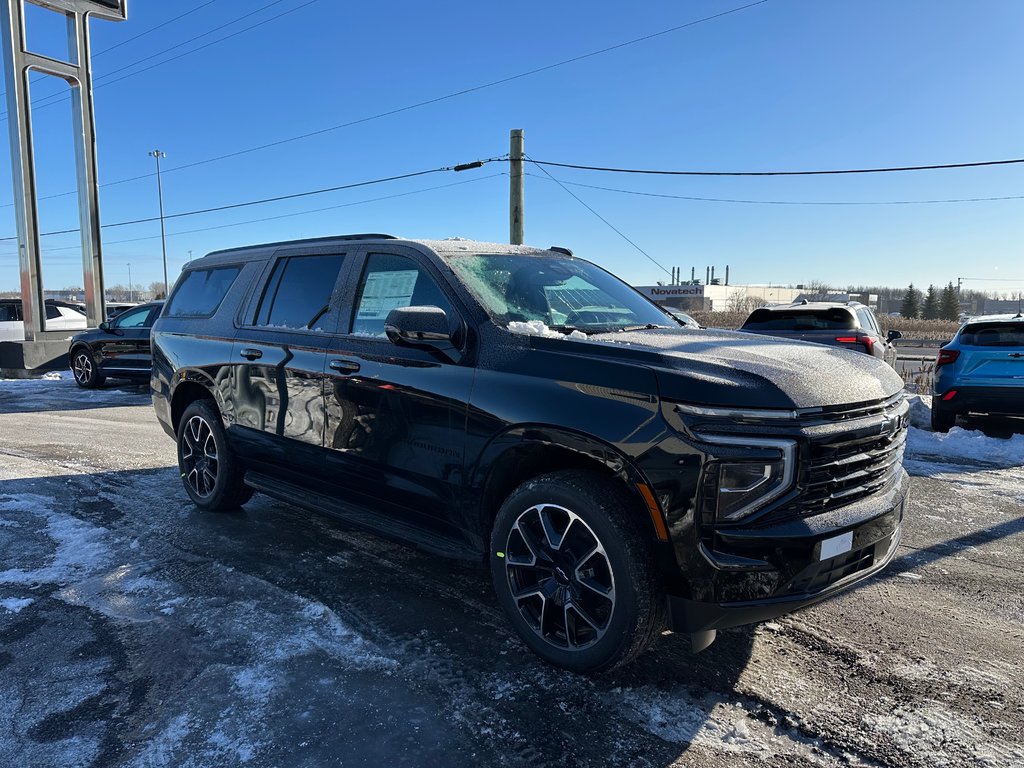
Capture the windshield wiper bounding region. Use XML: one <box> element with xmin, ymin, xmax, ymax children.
<box><xmin>618</xmin><ymin>324</ymin><xmax>672</xmax><ymax>332</ymax></box>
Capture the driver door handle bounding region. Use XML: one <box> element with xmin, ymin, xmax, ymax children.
<box><xmin>239</xmin><ymin>348</ymin><xmax>263</xmax><ymax>361</ymax></box>
<box><xmin>329</xmin><ymin>358</ymin><xmax>360</xmax><ymax>373</ymax></box>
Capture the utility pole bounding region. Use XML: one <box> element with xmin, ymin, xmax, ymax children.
<box><xmin>509</xmin><ymin>129</ymin><xmax>524</xmax><ymax>245</ymax></box>
<box><xmin>127</xmin><ymin>262</ymin><xmax>132</xmax><ymax>302</ymax></box>
<box><xmin>149</xmin><ymin>149</ymin><xmax>168</xmax><ymax>296</ymax></box>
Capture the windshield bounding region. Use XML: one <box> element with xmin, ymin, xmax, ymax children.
<box><xmin>742</xmin><ymin>308</ymin><xmax>857</xmax><ymax>331</ymax></box>
<box><xmin>446</xmin><ymin>253</ymin><xmax>673</xmax><ymax>334</ymax></box>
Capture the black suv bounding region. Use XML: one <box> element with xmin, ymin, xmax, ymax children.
<box><xmin>152</xmin><ymin>235</ymin><xmax>909</xmax><ymax>672</ymax></box>
<box><xmin>740</xmin><ymin>301</ymin><xmax>902</xmax><ymax>368</ymax></box>
<box><xmin>69</xmin><ymin>301</ymin><xmax>164</xmax><ymax>388</ymax></box>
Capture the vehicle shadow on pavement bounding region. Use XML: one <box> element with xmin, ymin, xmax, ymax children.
<box><xmin>0</xmin><ymin>466</ymin><xmax>758</xmax><ymax>768</ymax></box>
<box><xmin>878</xmin><ymin>513</ymin><xmax>1024</xmax><ymax>581</ymax></box>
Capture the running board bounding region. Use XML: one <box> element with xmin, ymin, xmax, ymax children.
<box><xmin>244</xmin><ymin>471</ymin><xmax>481</xmax><ymax>561</ymax></box>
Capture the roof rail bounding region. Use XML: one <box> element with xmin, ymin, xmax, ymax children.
<box><xmin>205</xmin><ymin>233</ymin><xmax>398</xmax><ymax>259</ymax></box>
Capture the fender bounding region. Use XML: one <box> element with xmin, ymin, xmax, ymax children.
<box><xmin>467</xmin><ymin>423</ymin><xmax>667</xmax><ymax>542</ymax></box>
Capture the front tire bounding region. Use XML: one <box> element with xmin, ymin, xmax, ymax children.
<box><xmin>177</xmin><ymin>400</ymin><xmax>252</xmax><ymax>511</ymax></box>
<box><xmin>490</xmin><ymin>470</ymin><xmax>664</xmax><ymax>673</ymax></box>
<box><xmin>931</xmin><ymin>405</ymin><xmax>955</xmax><ymax>433</ymax></box>
<box><xmin>71</xmin><ymin>348</ymin><xmax>105</xmax><ymax>389</ymax></box>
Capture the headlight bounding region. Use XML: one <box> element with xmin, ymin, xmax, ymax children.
<box><xmin>700</xmin><ymin>435</ymin><xmax>796</xmax><ymax>522</ymax></box>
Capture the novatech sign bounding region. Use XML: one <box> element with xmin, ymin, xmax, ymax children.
<box><xmin>635</xmin><ymin>285</ymin><xmax>705</xmax><ymax>299</ymax></box>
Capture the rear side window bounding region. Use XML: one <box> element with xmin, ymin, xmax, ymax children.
<box><xmin>253</xmin><ymin>253</ymin><xmax>345</xmax><ymax>330</ymax></box>
<box><xmin>0</xmin><ymin>303</ymin><xmax>21</xmax><ymax>321</ymax></box>
<box><xmin>166</xmin><ymin>266</ymin><xmax>242</xmax><ymax>318</ymax></box>
<box><xmin>45</xmin><ymin>304</ymin><xmax>62</xmax><ymax>320</ymax></box>
<box><xmin>742</xmin><ymin>308</ymin><xmax>856</xmax><ymax>331</ymax></box>
<box><xmin>856</xmin><ymin>308</ymin><xmax>878</xmax><ymax>333</ymax></box>
<box><xmin>959</xmin><ymin>322</ymin><xmax>1024</xmax><ymax>347</ymax></box>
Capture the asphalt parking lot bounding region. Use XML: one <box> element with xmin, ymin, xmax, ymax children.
<box><xmin>1</xmin><ymin>375</ymin><xmax>1022</xmax><ymax>768</ymax></box>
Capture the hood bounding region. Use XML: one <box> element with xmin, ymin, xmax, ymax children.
<box><xmin>580</xmin><ymin>328</ymin><xmax>904</xmax><ymax>410</ymax></box>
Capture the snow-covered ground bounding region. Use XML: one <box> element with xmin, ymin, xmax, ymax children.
<box><xmin>0</xmin><ymin>375</ymin><xmax>1022</xmax><ymax>767</ymax></box>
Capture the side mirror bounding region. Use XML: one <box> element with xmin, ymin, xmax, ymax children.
<box><xmin>384</xmin><ymin>306</ymin><xmax>459</xmax><ymax>359</ymax></box>
<box><xmin>99</xmin><ymin>321</ymin><xmax>111</xmax><ymax>332</ymax></box>
<box><xmin>887</xmin><ymin>329</ymin><xmax>903</xmax><ymax>342</ymax></box>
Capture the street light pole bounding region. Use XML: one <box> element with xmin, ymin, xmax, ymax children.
<box><xmin>127</xmin><ymin>262</ymin><xmax>132</xmax><ymax>302</ymax></box>
<box><xmin>149</xmin><ymin>149</ymin><xmax>168</xmax><ymax>296</ymax></box>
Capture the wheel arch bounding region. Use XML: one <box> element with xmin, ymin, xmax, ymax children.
<box><xmin>169</xmin><ymin>377</ymin><xmax>220</xmax><ymax>435</ymax></box>
<box><xmin>471</xmin><ymin>426</ymin><xmax>667</xmax><ymax>547</ymax></box>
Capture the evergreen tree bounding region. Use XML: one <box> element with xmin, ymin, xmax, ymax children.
<box><xmin>922</xmin><ymin>285</ymin><xmax>940</xmax><ymax>320</ymax></box>
<box><xmin>940</xmin><ymin>282</ymin><xmax>960</xmax><ymax>321</ymax></box>
<box><xmin>900</xmin><ymin>284</ymin><xmax>921</xmax><ymax>318</ymax></box>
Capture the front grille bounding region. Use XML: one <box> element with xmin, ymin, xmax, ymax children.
<box><xmin>797</xmin><ymin>398</ymin><xmax>908</xmax><ymax>515</ymax></box>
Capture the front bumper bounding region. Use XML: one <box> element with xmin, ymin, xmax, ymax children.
<box><xmin>665</xmin><ymin>474</ymin><xmax>907</xmax><ymax>634</ymax></box>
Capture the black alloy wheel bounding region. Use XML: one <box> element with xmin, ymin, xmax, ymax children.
<box><xmin>72</xmin><ymin>349</ymin><xmax>104</xmax><ymax>388</ymax></box>
<box><xmin>176</xmin><ymin>399</ymin><xmax>253</xmax><ymax>511</ymax></box>
<box><xmin>490</xmin><ymin>470</ymin><xmax>664</xmax><ymax>673</ymax></box>
<box><xmin>181</xmin><ymin>414</ymin><xmax>219</xmax><ymax>498</ymax></box>
<box><xmin>504</xmin><ymin>503</ymin><xmax>615</xmax><ymax>651</ymax></box>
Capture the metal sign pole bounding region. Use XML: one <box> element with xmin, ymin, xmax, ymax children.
<box><xmin>0</xmin><ymin>0</ymin><xmax>126</xmax><ymax>344</ymax></box>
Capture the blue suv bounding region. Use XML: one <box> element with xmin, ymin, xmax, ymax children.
<box><xmin>932</xmin><ymin>314</ymin><xmax>1024</xmax><ymax>432</ymax></box>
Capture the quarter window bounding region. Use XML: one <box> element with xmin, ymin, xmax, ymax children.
<box><xmin>253</xmin><ymin>253</ymin><xmax>346</xmax><ymax>330</ymax></box>
<box><xmin>166</xmin><ymin>266</ymin><xmax>242</xmax><ymax>318</ymax></box>
<box><xmin>351</xmin><ymin>253</ymin><xmax>453</xmax><ymax>338</ymax></box>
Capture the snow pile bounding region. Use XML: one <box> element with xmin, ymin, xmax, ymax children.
<box><xmin>906</xmin><ymin>427</ymin><xmax>1024</xmax><ymax>468</ymax></box>
<box><xmin>905</xmin><ymin>393</ymin><xmax>933</xmax><ymax>429</ymax></box>
<box><xmin>506</xmin><ymin>320</ymin><xmax>587</xmax><ymax>340</ymax></box>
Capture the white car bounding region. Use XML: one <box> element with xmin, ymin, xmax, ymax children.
<box><xmin>0</xmin><ymin>299</ymin><xmax>87</xmax><ymax>341</ymax></box>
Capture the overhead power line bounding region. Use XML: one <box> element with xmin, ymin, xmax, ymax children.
<box><xmin>0</xmin><ymin>173</ymin><xmax>504</xmax><ymax>261</ymax></box>
<box><xmin>524</xmin><ymin>173</ymin><xmax>1024</xmax><ymax>205</ymax></box>
<box><xmin>524</xmin><ymin>157</ymin><xmax>1024</xmax><ymax>177</ymax></box>
<box><xmin>525</xmin><ymin>156</ymin><xmax>671</xmax><ymax>278</ymax></box>
<box><xmin>0</xmin><ymin>2</ymin><xmax>766</xmax><ymax>206</ymax></box>
<box><xmin>0</xmin><ymin>163</ymin><xmax>487</xmax><ymax>242</ymax></box>
<box><xmin>0</xmin><ymin>0</ymin><xmax>219</xmax><ymax>101</ymax></box>
<box><xmin>0</xmin><ymin>0</ymin><xmax>319</xmax><ymax>119</ymax></box>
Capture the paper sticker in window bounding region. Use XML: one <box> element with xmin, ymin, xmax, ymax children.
<box><xmin>356</xmin><ymin>269</ymin><xmax>419</xmax><ymax>320</ymax></box>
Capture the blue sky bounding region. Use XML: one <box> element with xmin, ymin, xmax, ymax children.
<box><xmin>1</xmin><ymin>0</ymin><xmax>1022</xmax><ymax>294</ymax></box>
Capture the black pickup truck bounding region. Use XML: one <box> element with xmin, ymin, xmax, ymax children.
<box><xmin>151</xmin><ymin>235</ymin><xmax>909</xmax><ymax>672</ymax></box>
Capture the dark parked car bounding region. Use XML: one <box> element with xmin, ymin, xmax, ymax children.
<box><xmin>68</xmin><ymin>301</ymin><xmax>163</xmax><ymax>388</ymax></box>
<box><xmin>931</xmin><ymin>314</ymin><xmax>1024</xmax><ymax>432</ymax></box>
<box><xmin>740</xmin><ymin>301</ymin><xmax>901</xmax><ymax>367</ymax></box>
<box><xmin>151</xmin><ymin>235</ymin><xmax>909</xmax><ymax>672</ymax></box>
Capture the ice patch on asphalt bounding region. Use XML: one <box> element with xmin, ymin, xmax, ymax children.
<box><xmin>613</xmin><ymin>687</ymin><xmax>852</xmax><ymax>765</ymax></box>
<box><xmin>863</xmin><ymin>703</ymin><xmax>1024</xmax><ymax>767</ymax></box>
<box><xmin>0</xmin><ymin>596</ymin><xmax>34</xmax><ymax>612</ymax></box>
<box><xmin>0</xmin><ymin>493</ymin><xmax>111</xmax><ymax>585</ymax></box>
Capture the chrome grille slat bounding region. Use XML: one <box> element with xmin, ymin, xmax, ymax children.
<box><xmin>796</xmin><ymin>394</ymin><xmax>908</xmax><ymax>515</ymax></box>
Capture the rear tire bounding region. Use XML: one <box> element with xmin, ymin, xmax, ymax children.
<box><xmin>931</xmin><ymin>406</ymin><xmax>955</xmax><ymax>433</ymax></box>
<box><xmin>71</xmin><ymin>348</ymin><xmax>105</xmax><ymax>389</ymax></box>
<box><xmin>490</xmin><ymin>470</ymin><xmax>665</xmax><ymax>673</ymax></box>
<box><xmin>177</xmin><ymin>400</ymin><xmax>252</xmax><ymax>511</ymax></box>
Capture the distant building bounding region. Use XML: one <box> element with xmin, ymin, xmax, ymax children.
<box><xmin>635</xmin><ymin>283</ymin><xmax>805</xmax><ymax>312</ymax></box>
